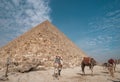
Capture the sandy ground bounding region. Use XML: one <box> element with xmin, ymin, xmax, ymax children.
<box><xmin>0</xmin><ymin>64</ymin><xmax>120</xmax><ymax>82</ymax></box>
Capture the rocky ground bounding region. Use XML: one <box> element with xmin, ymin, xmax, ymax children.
<box><xmin>0</xmin><ymin>64</ymin><xmax>120</xmax><ymax>82</ymax></box>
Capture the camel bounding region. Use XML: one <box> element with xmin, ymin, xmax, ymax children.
<box><xmin>81</xmin><ymin>57</ymin><xmax>96</xmax><ymax>75</ymax></box>
<box><xmin>107</xmin><ymin>58</ymin><xmax>117</xmax><ymax>77</ymax></box>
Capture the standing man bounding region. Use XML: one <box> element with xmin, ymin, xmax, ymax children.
<box><xmin>54</xmin><ymin>56</ymin><xmax>63</xmax><ymax>76</ymax></box>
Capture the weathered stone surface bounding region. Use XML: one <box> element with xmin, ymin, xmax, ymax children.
<box><xmin>0</xmin><ymin>20</ymin><xmax>86</xmax><ymax>72</ymax></box>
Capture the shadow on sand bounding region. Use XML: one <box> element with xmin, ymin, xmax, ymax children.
<box><xmin>108</xmin><ymin>78</ymin><xmax>120</xmax><ymax>82</ymax></box>
<box><xmin>109</xmin><ymin>80</ymin><xmax>120</xmax><ymax>82</ymax></box>
<box><xmin>76</xmin><ymin>73</ymin><xmax>100</xmax><ymax>76</ymax></box>
<box><xmin>101</xmin><ymin>71</ymin><xmax>109</xmax><ymax>74</ymax></box>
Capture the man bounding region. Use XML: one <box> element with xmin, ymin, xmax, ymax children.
<box><xmin>54</xmin><ymin>56</ymin><xmax>61</xmax><ymax>64</ymax></box>
<box><xmin>54</xmin><ymin>56</ymin><xmax>63</xmax><ymax>76</ymax></box>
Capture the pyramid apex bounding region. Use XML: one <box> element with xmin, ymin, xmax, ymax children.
<box><xmin>42</xmin><ymin>20</ymin><xmax>51</xmax><ymax>24</ymax></box>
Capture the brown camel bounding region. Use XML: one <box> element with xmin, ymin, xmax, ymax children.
<box><xmin>81</xmin><ymin>57</ymin><xmax>96</xmax><ymax>75</ymax></box>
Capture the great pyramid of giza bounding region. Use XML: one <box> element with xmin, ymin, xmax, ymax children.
<box><xmin>0</xmin><ymin>20</ymin><xmax>86</xmax><ymax>72</ymax></box>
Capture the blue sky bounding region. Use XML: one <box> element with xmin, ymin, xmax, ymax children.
<box><xmin>0</xmin><ymin>0</ymin><xmax>120</xmax><ymax>62</ymax></box>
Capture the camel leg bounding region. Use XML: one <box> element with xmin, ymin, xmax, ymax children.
<box><xmin>114</xmin><ymin>64</ymin><xmax>116</xmax><ymax>72</ymax></box>
<box><xmin>89</xmin><ymin>65</ymin><xmax>93</xmax><ymax>75</ymax></box>
<box><xmin>109</xmin><ymin>67</ymin><xmax>114</xmax><ymax>77</ymax></box>
<box><xmin>81</xmin><ymin>64</ymin><xmax>85</xmax><ymax>75</ymax></box>
<box><xmin>108</xmin><ymin>65</ymin><xmax>114</xmax><ymax>77</ymax></box>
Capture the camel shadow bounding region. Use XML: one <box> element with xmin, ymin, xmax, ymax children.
<box><xmin>76</xmin><ymin>73</ymin><xmax>100</xmax><ymax>76</ymax></box>
<box><xmin>108</xmin><ymin>79</ymin><xmax>120</xmax><ymax>82</ymax></box>
<box><xmin>101</xmin><ymin>71</ymin><xmax>109</xmax><ymax>74</ymax></box>
<box><xmin>112</xmin><ymin>81</ymin><xmax>120</xmax><ymax>82</ymax></box>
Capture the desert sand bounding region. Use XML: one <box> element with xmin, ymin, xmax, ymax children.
<box><xmin>0</xmin><ymin>64</ymin><xmax>120</xmax><ymax>82</ymax></box>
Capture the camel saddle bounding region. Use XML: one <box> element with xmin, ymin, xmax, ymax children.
<box><xmin>83</xmin><ymin>57</ymin><xmax>91</xmax><ymax>64</ymax></box>
<box><xmin>108</xmin><ymin>59</ymin><xmax>114</xmax><ymax>65</ymax></box>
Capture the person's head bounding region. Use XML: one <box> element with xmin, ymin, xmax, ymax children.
<box><xmin>56</xmin><ymin>56</ymin><xmax>59</xmax><ymax>58</ymax></box>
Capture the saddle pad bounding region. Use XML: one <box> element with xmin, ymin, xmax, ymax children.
<box><xmin>83</xmin><ymin>57</ymin><xmax>91</xmax><ymax>64</ymax></box>
<box><xmin>108</xmin><ymin>59</ymin><xmax>114</xmax><ymax>64</ymax></box>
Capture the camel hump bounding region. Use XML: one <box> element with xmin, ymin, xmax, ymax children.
<box><xmin>108</xmin><ymin>59</ymin><xmax>114</xmax><ymax>64</ymax></box>
<box><xmin>83</xmin><ymin>57</ymin><xmax>91</xmax><ymax>64</ymax></box>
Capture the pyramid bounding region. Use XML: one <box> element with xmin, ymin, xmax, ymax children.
<box><xmin>0</xmin><ymin>20</ymin><xmax>86</xmax><ymax>72</ymax></box>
